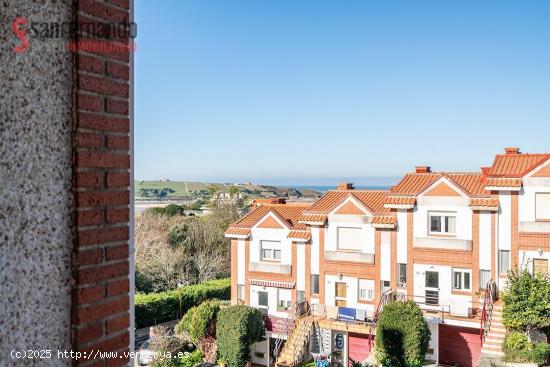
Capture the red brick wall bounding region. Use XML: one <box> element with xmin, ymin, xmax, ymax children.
<box><xmin>72</xmin><ymin>0</ymin><xmax>132</xmax><ymax>365</ymax></box>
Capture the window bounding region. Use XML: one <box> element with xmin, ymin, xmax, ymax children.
<box><xmin>499</xmin><ymin>250</ymin><xmax>510</xmax><ymax>274</ymax></box>
<box><xmin>337</xmin><ymin>227</ymin><xmax>362</xmax><ymax>251</ymax></box>
<box><xmin>297</xmin><ymin>291</ymin><xmax>305</xmax><ymax>301</ymax></box>
<box><xmin>311</xmin><ymin>274</ymin><xmax>319</xmax><ymax>295</ymax></box>
<box><xmin>335</xmin><ymin>282</ymin><xmax>347</xmax><ymax>307</ymax></box>
<box><xmin>260</xmin><ymin>240</ymin><xmax>281</xmax><ymax>261</ymax></box>
<box><xmin>453</xmin><ymin>269</ymin><xmax>471</xmax><ymax>291</ymax></box>
<box><xmin>278</xmin><ymin>299</ymin><xmax>292</xmax><ymax>310</ymax></box>
<box><xmin>425</xmin><ymin>271</ymin><xmax>439</xmax><ymax>288</ymax></box>
<box><xmin>397</xmin><ymin>263</ymin><xmax>407</xmax><ymax>288</ymax></box>
<box><xmin>429</xmin><ymin>212</ymin><xmax>457</xmax><ymax>235</ymax></box>
<box><xmin>533</xmin><ymin>259</ymin><xmax>548</xmax><ymax>276</ymax></box>
<box><xmin>359</xmin><ymin>279</ymin><xmax>374</xmax><ymax>300</ymax></box>
<box><xmin>258</xmin><ymin>291</ymin><xmax>268</xmax><ymax>308</ymax></box>
<box><xmin>480</xmin><ymin>270</ymin><xmax>491</xmax><ymax>290</ymax></box>
<box><xmin>237</xmin><ymin>285</ymin><xmax>245</xmax><ymax>301</ymax></box>
<box><xmin>381</xmin><ymin>280</ymin><xmax>390</xmax><ymax>292</ymax></box>
<box><xmin>536</xmin><ymin>193</ymin><xmax>550</xmax><ymax>220</ymax></box>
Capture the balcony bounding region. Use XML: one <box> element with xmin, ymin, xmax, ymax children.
<box><xmin>413</xmin><ymin>237</ymin><xmax>472</xmax><ymax>251</ymax></box>
<box><xmin>324</xmin><ymin>251</ymin><xmax>375</xmax><ymax>264</ymax></box>
<box><xmin>249</xmin><ymin>262</ymin><xmax>292</xmax><ymax>275</ymax></box>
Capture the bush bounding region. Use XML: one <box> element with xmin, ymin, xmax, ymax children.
<box><xmin>216</xmin><ymin>306</ymin><xmax>265</xmax><ymax>367</ymax></box>
<box><xmin>504</xmin><ymin>332</ymin><xmax>531</xmax><ymax>352</ymax></box>
<box><xmin>149</xmin><ymin>204</ymin><xmax>188</xmax><ymax>217</ymax></box>
<box><xmin>502</xmin><ymin>269</ymin><xmax>550</xmax><ymax>333</ymax></box>
<box><xmin>176</xmin><ymin>300</ymin><xmax>221</xmax><ymax>341</ymax></box>
<box><xmin>504</xmin><ymin>340</ymin><xmax>550</xmax><ymax>365</ymax></box>
<box><xmin>374</xmin><ymin>301</ymin><xmax>430</xmax><ymax>367</ymax></box>
<box><xmin>135</xmin><ymin>278</ymin><xmax>230</xmax><ymax>329</ymax></box>
<box><xmin>179</xmin><ymin>350</ymin><xmax>205</xmax><ymax>367</ymax></box>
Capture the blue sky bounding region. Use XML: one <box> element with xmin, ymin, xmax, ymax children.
<box><xmin>135</xmin><ymin>0</ymin><xmax>550</xmax><ymax>186</ymax></box>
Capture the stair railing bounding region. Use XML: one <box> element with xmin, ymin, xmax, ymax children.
<box><xmin>480</xmin><ymin>279</ymin><xmax>497</xmax><ymax>345</ymax></box>
<box><xmin>367</xmin><ymin>288</ymin><xmax>395</xmax><ymax>349</ymax></box>
<box><xmin>291</xmin><ymin>305</ymin><xmax>314</xmax><ymax>366</ymax></box>
<box><xmin>273</xmin><ymin>299</ymin><xmax>308</xmax><ymax>362</ymax></box>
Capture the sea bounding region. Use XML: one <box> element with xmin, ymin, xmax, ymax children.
<box><xmin>291</xmin><ymin>185</ymin><xmax>390</xmax><ymax>193</ymax></box>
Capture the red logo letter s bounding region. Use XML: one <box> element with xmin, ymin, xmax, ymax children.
<box><xmin>12</xmin><ymin>17</ymin><xmax>29</xmax><ymax>53</ymax></box>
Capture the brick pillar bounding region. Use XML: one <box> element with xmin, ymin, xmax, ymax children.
<box><xmin>72</xmin><ymin>0</ymin><xmax>132</xmax><ymax>365</ymax></box>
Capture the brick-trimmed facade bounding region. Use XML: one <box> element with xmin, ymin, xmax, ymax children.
<box><xmin>72</xmin><ymin>0</ymin><xmax>132</xmax><ymax>365</ymax></box>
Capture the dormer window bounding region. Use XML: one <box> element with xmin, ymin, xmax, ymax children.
<box><xmin>429</xmin><ymin>212</ymin><xmax>456</xmax><ymax>235</ymax></box>
<box><xmin>260</xmin><ymin>240</ymin><xmax>281</xmax><ymax>261</ymax></box>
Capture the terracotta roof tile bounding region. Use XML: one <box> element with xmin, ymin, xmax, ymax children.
<box><xmin>298</xmin><ymin>214</ymin><xmax>328</xmax><ymax>224</ymax></box>
<box><xmin>469</xmin><ymin>197</ymin><xmax>499</xmax><ymax>210</ymax></box>
<box><xmin>489</xmin><ymin>154</ymin><xmax>550</xmax><ymax>177</ymax></box>
<box><xmin>384</xmin><ymin>196</ymin><xmax>416</xmax><ymax>207</ymax></box>
<box><xmin>229</xmin><ymin>203</ymin><xmax>310</xmax><ymax>230</ymax></box>
<box><xmin>485</xmin><ymin>177</ymin><xmax>522</xmax><ymax>188</ymax></box>
<box><xmin>390</xmin><ymin>173</ymin><xmax>488</xmax><ymax>197</ymax></box>
<box><xmin>224</xmin><ymin>227</ymin><xmax>252</xmax><ymax>237</ymax></box>
<box><xmin>371</xmin><ymin>215</ymin><xmax>397</xmax><ymax>225</ymax></box>
<box><xmin>304</xmin><ymin>190</ymin><xmax>389</xmax><ymax>214</ymax></box>
<box><xmin>287</xmin><ymin>230</ymin><xmax>311</xmax><ymax>241</ymax></box>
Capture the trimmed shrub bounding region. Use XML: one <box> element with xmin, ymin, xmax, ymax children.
<box><xmin>176</xmin><ymin>300</ymin><xmax>221</xmax><ymax>363</ymax></box>
<box><xmin>375</xmin><ymin>301</ymin><xmax>430</xmax><ymax>367</ymax></box>
<box><xmin>135</xmin><ymin>278</ymin><xmax>230</xmax><ymax>329</ymax></box>
<box><xmin>216</xmin><ymin>306</ymin><xmax>265</xmax><ymax>367</ymax></box>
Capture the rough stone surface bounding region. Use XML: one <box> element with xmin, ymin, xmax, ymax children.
<box><xmin>0</xmin><ymin>1</ymin><xmax>74</xmax><ymax>365</ymax></box>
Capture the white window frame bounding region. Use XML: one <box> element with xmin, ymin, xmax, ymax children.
<box><xmin>260</xmin><ymin>240</ymin><xmax>282</xmax><ymax>262</ymax></box>
<box><xmin>258</xmin><ymin>290</ymin><xmax>269</xmax><ymax>308</ymax></box>
<box><xmin>429</xmin><ymin>211</ymin><xmax>457</xmax><ymax>236</ymax></box>
<box><xmin>535</xmin><ymin>193</ymin><xmax>550</xmax><ymax>220</ymax></box>
<box><xmin>336</xmin><ymin>226</ymin><xmax>363</xmax><ymax>251</ymax></box>
<box><xmin>499</xmin><ymin>250</ymin><xmax>510</xmax><ymax>274</ymax></box>
<box><xmin>397</xmin><ymin>263</ymin><xmax>407</xmax><ymax>288</ymax></box>
<box><xmin>358</xmin><ymin>279</ymin><xmax>374</xmax><ymax>301</ymax></box>
<box><xmin>237</xmin><ymin>284</ymin><xmax>245</xmax><ymax>302</ymax></box>
<box><xmin>452</xmin><ymin>268</ymin><xmax>472</xmax><ymax>291</ymax></box>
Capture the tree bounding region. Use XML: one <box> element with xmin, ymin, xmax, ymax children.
<box><xmin>216</xmin><ymin>306</ymin><xmax>265</xmax><ymax>367</ymax></box>
<box><xmin>176</xmin><ymin>300</ymin><xmax>221</xmax><ymax>363</ymax></box>
<box><xmin>228</xmin><ymin>186</ymin><xmax>240</xmax><ymax>198</ymax></box>
<box><xmin>502</xmin><ymin>268</ymin><xmax>550</xmax><ymax>338</ymax></box>
<box><xmin>375</xmin><ymin>301</ymin><xmax>430</xmax><ymax>367</ymax></box>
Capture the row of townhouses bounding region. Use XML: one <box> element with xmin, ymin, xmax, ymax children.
<box><xmin>225</xmin><ymin>148</ymin><xmax>550</xmax><ymax>367</ymax></box>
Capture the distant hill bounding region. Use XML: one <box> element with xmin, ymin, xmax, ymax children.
<box><xmin>134</xmin><ymin>180</ymin><xmax>322</xmax><ymax>200</ymax></box>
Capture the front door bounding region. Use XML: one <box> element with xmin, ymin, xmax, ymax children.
<box><xmin>335</xmin><ymin>282</ymin><xmax>347</xmax><ymax>307</ymax></box>
<box><xmin>425</xmin><ymin>271</ymin><xmax>439</xmax><ymax>305</ymax></box>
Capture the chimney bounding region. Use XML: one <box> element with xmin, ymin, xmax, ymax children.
<box><xmin>481</xmin><ymin>166</ymin><xmax>491</xmax><ymax>179</ymax></box>
<box><xmin>337</xmin><ymin>183</ymin><xmax>354</xmax><ymax>190</ymax></box>
<box><xmin>415</xmin><ymin>166</ymin><xmax>432</xmax><ymax>174</ymax></box>
<box><xmin>505</xmin><ymin>147</ymin><xmax>521</xmax><ymax>155</ymax></box>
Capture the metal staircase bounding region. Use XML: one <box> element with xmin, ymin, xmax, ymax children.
<box><xmin>272</xmin><ymin>300</ymin><xmax>312</xmax><ymax>367</ymax></box>
<box><xmin>480</xmin><ymin>280</ymin><xmax>504</xmax><ymax>356</ymax></box>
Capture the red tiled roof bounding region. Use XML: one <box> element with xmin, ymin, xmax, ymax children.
<box><xmin>469</xmin><ymin>197</ymin><xmax>499</xmax><ymax>210</ymax></box>
<box><xmin>224</xmin><ymin>227</ymin><xmax>252</xmax><ymax>237</ymax></box>
<box><xmin>298</xmin><ymin>214</ymin><xmax>327</xmax><ymax>224</ymax></box>
<box><xmin>489</xmin><ymin>154</ymin><xmax>550</xmax><ymax>177</ymax></box>
<box><xmin>287</xmin><ymin>230</ymin><xmax>311</xmax><ymax>241</ymax></box>
<box><xmin>390</xmin><ymin>173</ymin><xmax>488</xmax><ymax>197</ymax></box>
<box><xmin>371</xmin><ymin>215</ymin><xmax>397</xmax><ymax>225</ymax></box>
<box><xmin>485</xmin><ymin>177</ymin><xmax>522</xmax><ymax>188</ymax></box>
<box><xmin>304</xmin><ymin>190</ymin><xmax>389</xmax><ymax>214</ymax></box>
<box><xmin>228</xmin><ymin>203</ymin><xmax>310</xmax><ymax>230</ymax></box>
<box><xmin>384</xmin><ymin>196</ymin><xmax>416</xmax><ymax>206</ymax></box>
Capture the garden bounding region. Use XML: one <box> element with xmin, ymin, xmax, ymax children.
<box><xmin>501</xmin><ymin>268</ymin><xmax>550</xmax><ymax>365</ymax></box>
<box><xmin>145</xmin><ymin>302</ymin><xmax>265</xmax><ymax>367</ymax></box>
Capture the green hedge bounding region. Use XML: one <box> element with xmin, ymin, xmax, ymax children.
<box><xmin>135</xmin><ymin>278</ymin><xmax>230</xmax><ymax>329</ymax></box>
<box><xmin>375</xmin><ymin>301</ymin><xmax>430</xmax><ymax>367</ymax></box>
<box><xmin>216</xmin><ymin>306</ymin><xmax>265</xmax><ymax>367</ymax></box>
<box><xmin>503</xmin><ymin>332</ymin><xmax>550</xmax><ymax>365</ymax></box>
